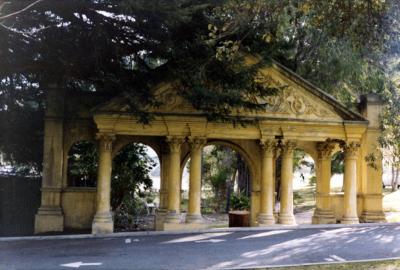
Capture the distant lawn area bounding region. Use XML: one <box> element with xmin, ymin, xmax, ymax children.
<box><xmin>293</xmin><ymin>185</ymin><xmax>316</xmax><ymax>213</ymax></box>
<box><xmin>383</xmin><ymin>189</ymin><xmax>400</xmax><ymax>212</ymax></box>
<box><xmin>262</xmin><ymin>259</ymin><xmax>400</xmax><ymax>270</ymax></box>
<box><xmin>383</xmin><ymin>189</ymin><xmax>400</xmax><ymax>222</ymax></box>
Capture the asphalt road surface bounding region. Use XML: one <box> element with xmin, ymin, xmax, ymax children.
<box><xmin>1</xmin><ymin>225</ymin><xmax>400</xmax><ymax>270</ymax></box>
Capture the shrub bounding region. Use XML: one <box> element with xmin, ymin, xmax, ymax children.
<box><xmin>230</xmin><ymin>192</ymin><xmax>250</xmax><ymax>211</ymax></box>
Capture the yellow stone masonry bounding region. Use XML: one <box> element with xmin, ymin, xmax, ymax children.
<box><xmin>34</xmin><ymin>60</ymin><xmax>386</xmax><ymax>234</ymax></box>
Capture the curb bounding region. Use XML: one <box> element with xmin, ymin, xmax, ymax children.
<box><xmin>1</xmin><ymin>222</ymin><xmax>399</xmax><ymax>242</ymax></box>
<box><xmin>216</xmin><ymin>257</ymin><xmax>400</xmax><ymax>270</ymax></box>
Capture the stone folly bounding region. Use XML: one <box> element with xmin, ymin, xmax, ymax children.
<box><xmin>34</xmin><ymin>57</ymin><xmax>386</xmax><ymax>234</ymax></box>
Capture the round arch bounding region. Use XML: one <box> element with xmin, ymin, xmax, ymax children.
<box><xmin>330</xmin><ymin>150</ymin><xmax>345</xmax><ymax>192</ymax></box>
<box><xmin>292</xmin><ymin>146</ymin><xmax>316</xmax><ymax>186</ymax></box>
<box><xmin>179</xmin><ymin>139</ymin><xmax>259</xmax><ymax>225</ymax></box>
<box><xmin>112</xmin><ymin>135</ymin><xmax>162</xmax><ymax>161</ymax></box>
<box><xmin>180</xmin><ymin>139</ymin><xmax>258</xmax><ymax>184</ymax></box>
<box><xmin>66</xmin><ymin>140</ymin><xmax>98</xmax><ymax>187</ymax></box>
<box><xmin>290</xmin><ymin>146</ymin><xmax>317</xmax><ymax>225</ymax></box>
<box><xmin>110</xmin><ymin>140</ymin><xmax>161</xmax><ymax>230</ymax></box>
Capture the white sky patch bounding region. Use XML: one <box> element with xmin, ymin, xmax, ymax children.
<box><xmin>95</xmin><ymin>10</ymin><xmax>136</xmax><ymax>23</ymax></box>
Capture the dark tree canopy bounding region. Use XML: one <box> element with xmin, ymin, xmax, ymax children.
<box><xmin>0</xmin><ymin>0</ymin><xmax>399</xmax><ymax>170</ymax></box>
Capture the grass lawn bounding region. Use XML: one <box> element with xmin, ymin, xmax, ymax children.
<box><xmin>383</xmin><ymin>189</ymin><xmax>400</xmax><ymax>212</ymax></box>
<box><xmin>293</xmin><ymin>185</ymin><xmax>316</xmax><ymax>213</ymax></box>
<box><xmin>382</xmin><ymin>189</ymin><xmax>400</xmax><ymax>222</ymax></box>
<box><xmin>260</xmin><ymin>259</ymin><xmax>400</xmax><ymax>270</ymax></box>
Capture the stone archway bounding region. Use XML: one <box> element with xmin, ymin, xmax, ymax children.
<box><xmin>111</xmin><ymin>140</ymin><xmax>160</xmax><ymax>231</ymax></box>
<box><xmin>34</xmin><ymin>59</ymin><xmax>386</xmax><ymax>234</ymax></box>
<box><xmin>179</xmin><ymin>139</ymin><xmax>258</xmax><ymax>228</ymax></box>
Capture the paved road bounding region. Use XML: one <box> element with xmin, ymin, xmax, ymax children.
<box><xmin>1</xmin><ymin>225</ymin><xmax>400</xmax><ymax>270</ymax></box>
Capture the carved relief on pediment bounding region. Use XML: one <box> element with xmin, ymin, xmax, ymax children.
<box><xmin>149</xmin><ymin>84</ymin><xmax>194</xmax><ymax>113</ymax></box>
<box><xmin>253</xmin><ymin>74</ymin><xmax>340</xmax><ymax>120</ymax></box>
<box><xmin>96</xmin><ymin>71</ymin><xmax>342</xmax><ymax>121</ymax></box>
<box><xmin>264</xmin><ymin>87</ymin><xmax>338</xmax><ymax>118</ymax></box>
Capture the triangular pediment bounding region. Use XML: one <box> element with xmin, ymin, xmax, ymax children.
<box><xmin>93</xmin><ymin>59</ymin><xmax>366</xmax><ymax>122</ymax></box>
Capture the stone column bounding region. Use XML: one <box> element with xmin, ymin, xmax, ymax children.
<box><xmin>341</xmin><ymin>142</ymin><xmax>360</xmax><ymax>224</ymax></box>
<box><xmin>359</xmin><ymin>94</ymin><xmax>386</xmax><ymax>223</ymax></box>
<box><xmin>35</xmin><ymin>84</ymin><xmax>65</xmax><ymax>234</ymax></box>
<box><xmin>165</xmin><ymin>136</ymin><xmax>184</xmax><ymax>223</ymax></box>
<box><xmin>278</xmin><ymin>141</ymin><xmax>296</xmax><ymax>225</ymax></box>
<box><xmin>186</xmin><ymin>137</ymin><xmax>206</xmax><ymax>223</ymax></box>
<box><xmin>92</xmin><ymin>133</ymin><xmax>115</xmax><ymax>234</ymax></box>
<box><xmin>159</xmin><ymin>148</ymin><xmax>169</xmax><ymax>210</ymax></box>
<box><xmin>155</xmin><ymin>145</ymin><xmax>169</xmax><ymax>231</ymax></box>
<box><xmin>258</xmin><ymin>139</ymin><xmax>276</xmax><ymax>225</ymax></box>
<box><xmin>273</xmin><ymin>149</ymin><xmax>279</xmax><ymax>222</ymax></box>
<box><xmin>312</xmin><ymin>142</ymin><xmax>336</xmax><ymax>224</ymax></box>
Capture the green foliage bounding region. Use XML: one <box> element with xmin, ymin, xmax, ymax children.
<box><xmin>230</xmin><ymin>191</ymin><xmax>250</xmax><ymax>211</ymax></box>
<box><xmin>365</xmin><ymin>153</ymin><xmax>378</xmax><ymax>170</ymax></box>
<box><xmin>331</xmin><ymin>152</ymin><xmax>344</xmax><ymax>175</ymax></box>
<box><xmin>1</xmin><ymin>0</ymin><xmax>399</xmax><ymax>172</ymax></box>
<box><xmin>202</xmin><ymin>145</ymin><xmax>237</xmax><ymax>191</ymax></box>
<box><xmin>293</xmin><ymin>149</ymin><xmax>314</xmax><ymax>179</ymax></box>
<box><xmin>111</xmin><ymin>143</ymin><xmax>156</xmax><ymax>229</ymax></box>
<box><xmin>202</xmin><ymin>145</ymin><xmax>238</xmax><ymax>212</ymax></box>
<box><xmin>0</xmin><ymin>74</ymin><xmax>44</xmax><ymax>172</ymax></box>
<box><xmin>113</xmin><ymin>195</ymin><xmax>146</xmax><ymax>229</ymax></box>
<box><xmin>66</xmin><ymin>141</ymin><xmax>156</xmax><ymax>229</ymax></box>
<box><xmin>293</xmin><ymin>149</ymin><xmax>305</xmax><ymax>171</ymax></box>
<box><xmin>111</xmin><ymin>143</ymin><xmax>156</xmax><ymax>211</ymax></box>
<box><xmin>308</xmin><ymin>175</ymin><xmax>316</xmax><ymax>186</ymax></box>
<box><xmin>67</xmin><ymin>141</ymin><xmax>98</xmax><ymax>187</ymax></box>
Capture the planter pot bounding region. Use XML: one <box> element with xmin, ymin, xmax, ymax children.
<box><xmin>228</xmin><ymin>210</ymin><xmax>250</xmax><ymax>227</ymax></box>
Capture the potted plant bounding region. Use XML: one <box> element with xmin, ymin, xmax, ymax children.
<box><xmin>228</xmin><ymin>192</ymin><xmax>250</xmax><ymax>227</ymax></box>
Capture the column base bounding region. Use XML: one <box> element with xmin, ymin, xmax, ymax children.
<box><xmin>92</xmin><ymin>212</ymin><xmax>113</xmax><ymax>234</ymax></box>
<box><xmin>186</xmin><ymin>214</ymin><xmax>203</xmax><ymax>224</ymax></box>
<box><xmin>274</xmin><ymin>209</ymin><xmax>279</xmax><ymax>223</ymax></box>
<box><xmin>165</xmin><ymin>210</ymin><xmax>181</xmax><ymax>224</ymax></box>
<box><xmin>360</xmin><ymin>211</ymin><xmax>386</xmax><ymax>223</ymax></box>
<box><xmin>34</xmin><ymin>206</ymin><xmax>64</xmax><ymax>234</ymax></box>
<box><xmin>278</xmin><ymin>214</ymin><xmax>296</xmax><ymax>225</ymax></box>
<box><xmin>155</xmin><ymin>209</ymin><xmax>167</xmax><ymax>231</ymax></box>
<box><xmin>312</xmin><ymin>209</ymin><xmax>336</xmax><ymax>224</ymax></box>
<box><xmin>341</xmin><ymin>216</ymin><xmax>359</xmax><ymax>224</ymax></box>
<box><xmin>258</xmin><ymin>214</ymin><xmax>275</xmax><ymax>225</ymax></box>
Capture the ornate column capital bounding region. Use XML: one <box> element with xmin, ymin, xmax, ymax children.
<box><xmin>259</xmin><ymin>139</ymin><xmax>276</xmax><ymax>158</ymax></box>
<box><xmin>316</xmin><ymin>142</ymin><xmax>335</xmax><ymax>159</ymax></box>
<box><xmin>281</xmin><ymin>140</ymin><xmax>297</xmax><ymax>156</ymax></box>
<box><xmin>342</xmin><ymin>142</ymin><xmax>360</xmax><ymax>159</ymax></box>
<box><xmin>166</xmin><ymin>136</ymin><xmax>185</xmax><ymax>153</ymax></box>
<box><xmin>96</xmin><ymin>133</ymin><xmax>116</xmax><ymax>152</ymax></box>
<box><xmin>188</xmin><ymin>137</ymin><xmax>207</xmax><ymax>151</ymax></box>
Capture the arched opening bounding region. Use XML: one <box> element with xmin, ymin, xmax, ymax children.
<box><xmin>282</xmin><ymin>148</ymin><xmax>315</xmax><ymax>224</ymax></box>
<box><xmin>331</xmin><ymin>151</ymin><xmax>344</xmax><ymax>193</ymax></box>
<box><xmin>111</xmin><ymin>142</ymin><xmax>160</xmax><ymax>231</ymax></box>
<box><xmin>181</xmin><ymin>141</ymin><xmax>253</xmax><ymax>228</ymax></box>
<box><xmin>67</xmin><ymin>141</ymin><xmax>98</xmax><ymax>187</ymax></box>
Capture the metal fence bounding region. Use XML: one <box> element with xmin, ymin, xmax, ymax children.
<box><xmin>0</xmin><ymin>176</ymin><xmax>41</xmax><ymax>236</ymax></box>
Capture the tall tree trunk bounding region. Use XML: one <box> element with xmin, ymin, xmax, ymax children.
<box><xmin>237</xmin><ymin>154</ymin><xmax>250</xmax><ymax>196</ymax></box>
<box><xmin>225</xmin><ymin>170</ymin><xmax>236</xmax><ymax>212</ymax></box>
<box><xmin>392</xmin><ymin>161</ymin><xmax>398</xmax><ymax>191</ymax></box>
<box><xmin>275</xmin><ymin>156</ymin><xmax>282</xmax><ymax>202</ymax></box>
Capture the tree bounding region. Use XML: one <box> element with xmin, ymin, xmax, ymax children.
<box><xmin>202</xmin><ymin>145</ymin><xmax>238</xmax><ymax>213</ymax></box>
<box><xmin>111</xmin><ymin>143</ymin><xmax>155</xmax><ymax>212</ymax></box>
<box><xmin>379</xmin><ymin>0</ymin><xmax>400</xmax><ymax>191</ymax></box>
<box><xmin>331</xmin><ymin>152</ymin><xmax>344</xmax><ymax>175</ymax></box>
<box><xmin>0</xmin><ymin>0</ymin><xmax>43</xmax><ymax>20</ymax></box>
<box><xmin>0</xmin><ymin>0</ymin><xmax>396</xmax><ymax>173</ymax></box>
<box><xmin>67</xmin><ymin>141</ymin><xmax>98</xmax><ymax>187</ymax></box>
